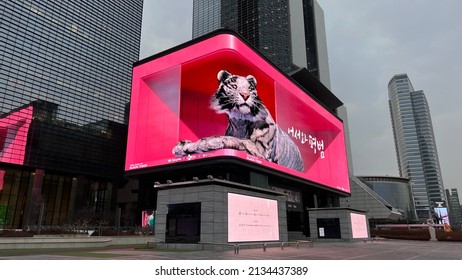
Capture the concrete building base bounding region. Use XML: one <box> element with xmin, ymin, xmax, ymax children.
<box><xmin>0</xmin><ymin>236</ymin><xmax>155</xmax><ymax>249</ymax></box>
<box><xmin>308</xmin><ymin>207</ymin><xmax>370</xmax><ymax>241</ymax></box>
<box><xmin>154</xmin><ymin>179</ymin><xmax>288</xmax><ymax>245</ymax></box>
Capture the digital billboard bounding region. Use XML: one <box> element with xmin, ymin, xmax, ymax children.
<box><xmin>141</xmin><ymin>209</ymin><xmax>156</xmax><ymax>228</ymax></box>
<box><xmin>350</xmin><ymin>213</ymin><xmax>369</xmax><ymax>239</ymax></box>
<box><xmin>227</xmin><ymin>193</ymin><xmax>279</xmax><ymax>242</ymax></box>
<box><xmin>125</xmin><ymin>31</ymin><xmax>350</xmax><ymax>193</ymax></box>
<box><xmin>434</xmin><ymin>207</ymin><xmax>450</xmax><ymax>226</ymax></box>
<box><xmin>0</xmin><ymin>106</ymin><xmax>33</xmax><ymax>165</ymax></box>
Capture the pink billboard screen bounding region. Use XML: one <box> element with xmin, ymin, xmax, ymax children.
<box><xmin>125</xmin><ymin>32</ymin><xmax>350</xmax><ymax>193</ymax></box>
<box><xmin>227</xmin><ymin>193</ymin><xmax>279</xmax><ymax>242</ymax></box>
<box><xmin>141</xmin><ymin>210</ymin><xmax>156</xmax><ymax>227</ymax></box>
<box><xmin>0</xmin><ymin>106</ymin><xmax>33</xmax><ymax>165</ymax></box>
<box><xmin>350</xmin><ymin>213</ymin><xmax>369</xmax><ymax>239</ymax></box>
<box><xmin>435</xmin><ymin>207</ymin><xmax>450</xmax><ymax>226</ymax></box>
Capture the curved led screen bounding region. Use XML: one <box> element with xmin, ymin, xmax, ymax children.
<box><xmin>125</xmin><ymin>32</ymin><xmax>350</xmax><ymax>193</ymax></box>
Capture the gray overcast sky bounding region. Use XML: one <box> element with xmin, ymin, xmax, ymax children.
<box><xmin>139</xmin><ymin>0</ymin><xmax>462</xmax><ymax>194</ymax></box>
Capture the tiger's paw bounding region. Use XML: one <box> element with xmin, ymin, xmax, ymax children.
<box><xmin>172</xmin><ymin>140</ymin><xmax>193</xmax><ymax>156</ymax></box>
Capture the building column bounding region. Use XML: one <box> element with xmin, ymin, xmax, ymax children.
<box><xmin>22</xmin><ymin>169</ymin><xmax>45</xmax><ymax>227</ymax></box>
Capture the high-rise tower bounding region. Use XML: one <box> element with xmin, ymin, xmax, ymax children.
<box><xmin>0</xmin><ymin>1</ymin><xmax>143</xmax><ymax>228</ymax></box>
<box><xmin>192</xmin><ymin>0</ymin><xmax>331</xmax><ymax>88</ymax></box>
<box><xmin>388</xmin><ymin>73</ymin><xmax>446</xmax><ymax>221</ymax></box>
<box><xmin>446</xmin><ymin>189</ymin><xmax>462</xmax><ymax>227</ymax></box>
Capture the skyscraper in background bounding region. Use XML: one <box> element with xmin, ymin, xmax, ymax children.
<box><xmin>0</xmin><ymin>1</ymin><xmax>143</xmax><ymax>228</ymax></box>
<box><xmin>192</xmin><ymin>0</ymin><xmax>330</xmax><ymax>88</ymax></box>
<box><xmin>388</xmin><ymin>73</ymin><xmax>446</xmax><ymax>221</ymax></box>
<box><xmin>446</xmin><ymin>188</ymin><xmax>462</xmax><ymax>228</ymax></box>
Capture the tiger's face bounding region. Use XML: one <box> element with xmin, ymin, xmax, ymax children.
<box><xmin>210</xmin><ymin>70</ymin><xmax>262</xmax><ymax>117</ymax></box>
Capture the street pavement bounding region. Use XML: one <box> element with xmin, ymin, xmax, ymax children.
<box><xmin>1</xmin><ymin>239</ymin><xmax>462</xmax><ymax>260</ymax></box>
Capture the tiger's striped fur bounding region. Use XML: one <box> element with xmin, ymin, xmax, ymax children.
<box><xmin>173</xmin><ymin>70</ymin><xmax>304</xmax><ymax>172</ymax></box>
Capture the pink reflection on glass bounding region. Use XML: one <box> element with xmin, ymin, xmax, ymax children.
<box><xmin>0</xmin><ymin>106</ymin><xmax>33</xmax><ymax>165</ymax></box>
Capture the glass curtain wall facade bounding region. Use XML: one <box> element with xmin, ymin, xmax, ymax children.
<box><xmin>359</xmin><ymin>176</ymin><xmax>417</xmax><ymax>222</ymax></box>
<box><xmin>0</xmin><ymin>0</ymin><xmax>143</xmax><ymax>229</ymax></box>
<box><xmin>446</xmin><ymin>189</ymin><xmax>462</xmax><ymax>228</ymax></box>
<box><xmin>192</xmin><ymin>0</ymin><xmax>330</xmax><ymax>86</ymax></box>
<box><xmin>388</xmin><ymin>73</ymin><xmax>446</xmax><ymax>221</ymax></box>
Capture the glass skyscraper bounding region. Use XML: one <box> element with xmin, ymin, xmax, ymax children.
<box><xmin>0</xmin><ymin>0</ymin><xmax>143</xmax><ymax>229</ymax></box>
<box><xmin>446</xmin><ymin>188</ymin><xmax>462</xmax><ymax>228</ymax></box>
<box><xmin>192</xmin><ymin>0</ymin><xmax>331</xmax><ymax>88</ymax></box>
<box><xmin>388</xmin><ymin>73</ymin><xmax>446</xmax><ymax>221</ymax></box>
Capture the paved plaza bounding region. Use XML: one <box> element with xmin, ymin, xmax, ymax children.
<box><xmin>1</xmin><ymin>239</ymin><xmax>462</xmax><ymax>260</ymax></box>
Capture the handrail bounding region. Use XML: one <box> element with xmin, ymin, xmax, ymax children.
<box><xmin>363</xmin><ymin>237</ymin><xmax>384</xmax><ymax>243</ymax></box>
<box><xmin>145</xmin><ymin>240</ymin><xmax>165</xmax><ymax>248</ymax></box>
<box><xmin>281</xmin><ymin>240</ymin><xmax>314</xmax><ymax>249</ymax></box>
<box><xmin>199</xmin><ymin>240</ymin><xmax>313</xmax><ymax>254</ymax></box>
<box><xmin>200</xmin><ymin>242</ymin><xmax>239</xmax><ymax>253</ymax></box>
